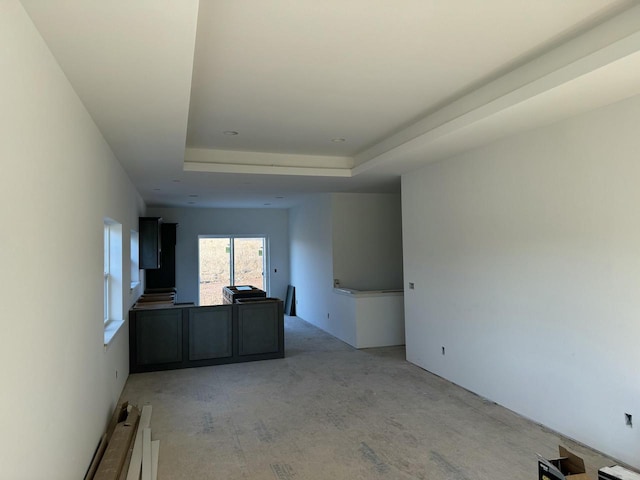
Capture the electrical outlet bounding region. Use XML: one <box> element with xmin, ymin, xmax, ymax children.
<box><xmin>625</xmin><ymin>413</ymin><xmax>632</xmax><ymax>427</ymax></box>
<box><xmin>409</xmin><ymin>282</ymin><xmax>415</xmax><ymax>290</ymax></box>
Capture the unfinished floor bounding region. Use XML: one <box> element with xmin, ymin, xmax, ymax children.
<box><xmin>121</xmin><ymin>316</ymin><xmax>616</xmax><ymax>479</ymax></box>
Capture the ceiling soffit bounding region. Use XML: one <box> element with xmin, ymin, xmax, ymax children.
<box><xmin>185</xmin><ymin>2</ymin><xmax>640</xmax><ymax>179</ymax></box>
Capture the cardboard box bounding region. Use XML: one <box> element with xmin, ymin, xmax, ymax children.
<box><xmin>222</xmin><ymin>285</ymin><xmax>266</xmax><ymax>304</ymax></box>
<box><xmin>599</xmin><ymin>465</ymin><xmax>640</xmax><ymax>480</ymax></box>
<box><xmin>538</xmin><ymin>446</ymin><xmax>592</xmax><ymax>480</ymax></box>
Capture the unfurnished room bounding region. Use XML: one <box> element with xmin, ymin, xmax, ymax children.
<box><xmin>2</xmin><ymin>1</ymin><xmax>640</xmax><ymax>479</ymax></box>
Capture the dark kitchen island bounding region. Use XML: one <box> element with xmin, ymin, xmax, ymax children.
<box><xmin>128</xmin><ymin>297</ymin><xmax>284</xmax><ymax>373</ymax></box>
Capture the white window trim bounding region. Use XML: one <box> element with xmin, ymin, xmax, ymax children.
<box><xmin>104</xmin><ymin>224</ymin><xmax>111</xmax><ymax>323</ymax></box>
<box><xmin>130</xmin><ymin>229</ymin><xmax>140</xmax><ymax>291</ymax></box>
<box><xmin>104</xmin><ymin>319</ymin><xmax>125</xmax><ymax>347</ymax></box>
<box><xmin>104</xmin><ymin>219</ymin><xmax>125</xmax><ymax>346</ymax></box>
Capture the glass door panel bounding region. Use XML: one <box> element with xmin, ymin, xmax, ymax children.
<box><xmin>233</xmin><ymin>237</ymin><xmax>265</xmax><ymax>290</ymax></box>
<box><xmin>198</xmin><ymin>237</ymin><xmax>231</xmax><ymax>306</ymax></box>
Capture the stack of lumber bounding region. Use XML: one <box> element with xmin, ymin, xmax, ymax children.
<box><xmin>132</xmin><ymin>288</ymin><xmax>179</xmax><ymax>309</ymax></box>
<box><xmin>85</xmin><ymin>402</ymin><xmax>159</xmax><ymax>480</ymax></box>
<box><xmin>132</xmin><ymin>292</ymin><xmax>176</xmax><ymax>309</ymax></box>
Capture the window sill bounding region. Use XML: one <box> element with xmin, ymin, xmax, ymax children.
<box><xmin>104</xmin><ymin>319</ymin><xmax>125</xmax><ymax>348</ymax></box>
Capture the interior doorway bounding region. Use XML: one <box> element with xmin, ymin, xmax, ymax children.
<box><xmin>198</xmin><ymin>236</ymin><xmax>267</xmax><ymax>305</ymax></box>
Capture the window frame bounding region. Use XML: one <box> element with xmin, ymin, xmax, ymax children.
<box><xmin>130</xmin><ymin>229</ymin><xmax>140</xmax><ymax>289</ymax></box>
<box><xmin>104</xmin><ymin>224</ymin><xmax>111</xmax><ymax>323</ymax></box>
<box><xmin>197</xmin><ymin>234</ymin><xmax>269</xmax><ymax>305</ymax></box>
<box><xmin>104</xmin><ymin>218</ymin><xmax>125</xmax><ymax>346</ymax></box>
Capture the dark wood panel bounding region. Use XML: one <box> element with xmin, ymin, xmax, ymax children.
<box><xmin>284</xmin><ymin>285</ymin><xmax>296</xmax><ymax>315</ymax></box>
<box><xmin>238</xmin><ymin>302</ymin><xmax>280</xmax><ymax>356</ymax></box>
<box><xmin>146</xmin><ymin>223</ymin><xmax>177</xmax><ymax>289</ymax></box>
<box><xmin>188</xmin><ymin>306</ymin><xmax>232</xmax><ymax>360</ymax></box>
<box><xmin>139</xmin><ymin>217</ymin><xmax>162</xmax><ymax>270</ymax></box>
<box><xmin>135</xmin><ymin>308</ymin><xmax>182</xmax><ymax>365</ymax></box>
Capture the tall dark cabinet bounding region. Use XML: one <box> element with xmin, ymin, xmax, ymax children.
<box><xmin>139</xmin><ymin>217</ymin><xmax>162</xmax><ymax>269</ymax></box>
<box><xmin>145</xmin><ymin>222</ymin><xmax>177</xmax><ymax>289</ymax></box>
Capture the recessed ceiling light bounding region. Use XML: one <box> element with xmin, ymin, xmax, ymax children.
<box><xmin>223</xmin><ymin>131</ymin><xmax>239</xmax><ymax>136</ymax></box>
<box><xmin>331</xmin><ymin>138</ymin><xmax>346</xmax><ymax>143</ymax></box>
<box><xmin>263</xmin><ymin>203</ymin><xmax>271</xmax><ymax>206</ymax></box>
<box><xmin>188</xmin><ymin>194</ymin><xmax>198</xmax><ymax>198</ymax></box>
<box><xmin>275</xmin><ymin>196</ymin><xmax>284</xmax><ymax>199</ymax></box>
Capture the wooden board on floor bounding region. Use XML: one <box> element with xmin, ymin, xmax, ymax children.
<box><xmin>94</xmin><ymin>407</ymin><xmax>140</xmax><ymax>480</ymax></box>
<box><xmin>151</xmin><ymin>440</ymin><xmax>159</xmax><ymax>480</ymax></box>
<box><xmin>142</xmin><ymin>428</ymin><xmax>152</xmax><ymax>480</ymax></box>
<box><xmin>86</xmin><ymin>401</ymin><xmax>129</xmax><ymax>480</ymax></box>
<box><xmin>126</xmin><ymin>405</ymin><xmax>152</xmax><ymax>480</ymax></box>
<box><xmin>106</xmin><ymin>402</ymin><xmax>129</xmax><ymax>440</ymax></box>
<box><xmin>84</xmin><ymin>433</ymin><xmax>108</xmax><ymax>480</ymax></box>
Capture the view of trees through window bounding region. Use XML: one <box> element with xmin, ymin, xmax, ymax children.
<box><xmin>198</xmin><ymin>236</ymin><xmax>265</xmax><ymax>305</ymax></box>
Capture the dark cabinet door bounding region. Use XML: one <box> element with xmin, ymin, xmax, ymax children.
<box><xmin>135</xmin><ymin>308</ymin><xmax>182</xmax><ymax>365</ymax></box>
<box><xmin>188</xmin><ymin>306</ymin><xmax>233</xmax><ymax>360</ymax></box>
<box><xmin>238</xmin><ymin>302</ymin><xmax>280</xmax><ymax>355</ymax></box>
<box><xmin>139</xmin><ymin>217</ymin><xmax>162</xmax><ymax>269</ymax></box>
<box><xmin>146</xmin><ymin>223</ymin><xmax>176</xmax><ymax>288</ymax></box>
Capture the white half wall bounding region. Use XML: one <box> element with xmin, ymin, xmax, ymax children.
<box><xmin>147</xmin><ymin>207</ymin><xmax>290</xmax><ymax>303</ymax></box>
<box><xmin>355</xmin><ymin>293</ymin><xmax>405</xmax><ymax>349</ymax></box>
<box><xmin>332</xmin><ymin>193</ymin><xmax>403</xmax><ymax>291</ymax></box>
<box><xmin>0</xmin><ymin>1</ymin><xmax>145</xmax><ymax>478</ymax></box>
<box><xmin>402</xmin><ymin>94</ymin><xmax>640</xmax><ymax>468</ymax></box>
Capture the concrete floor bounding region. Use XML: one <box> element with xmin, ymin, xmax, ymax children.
<box><xmin>121</xmin><ymin>316</ymin><xmax>615</xmax><ymax>479</ymax></box>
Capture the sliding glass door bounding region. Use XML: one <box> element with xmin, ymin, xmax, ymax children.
<box><xmin>198</xmin><ymin>237</ymin><xmax>231</xmax><ymax>306</ymax></box>
<box><xmin>198</xmin><ymin>236</ymin><xmax>266</xmax><ymax>305</ymax></box>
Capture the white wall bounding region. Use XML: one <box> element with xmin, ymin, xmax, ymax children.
<box><xmin>332</xmin><ymin>193</ymin><xmax>403</xmax><ymax>291</ymax></box>
<box><xmin>289</xmin><ymin>195</ymin><xmax>338</xmax><ymax>333</ymax></box>
<box><xmin>0</xmin><ymin>2</ymin><xmax>144</xmax><ymax>477</ymax></box>
<box><xmin>290</xmin><ymin>193</ymin><xmax>404</xmax><ymax>342</ymax></box>
<box><xmin>402</xmin><ymin>94</ymin><xmax>640</xmax><ymax>468</ymax></box>
<box><xmin>147</xmin><ymin>207</ymin><xmax>290</xmax><ymax>303</ymax></box>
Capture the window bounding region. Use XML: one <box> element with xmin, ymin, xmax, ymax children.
<box><xmin>104</xmin><ymin>219</ymin><xmax>124</xmax><ymax>345</ymax></box>
<box><xmin>130</xmin><ymin>230</ymin><xmax>140</xmax><ymax>288</ymax></box>
<box><xmin>198</xmin><ymin>235</ymin><xmax>268</xmax><ymax>305</ymax></box>
<box><xmin>104</xmin><ymin>224</ymin><xmax>110</xmax><ymax>322</ymax></box>
<box><xmin>103</xmin><ymin>218</ymin><xmax>123</xmax><ymax>324</ymax></box>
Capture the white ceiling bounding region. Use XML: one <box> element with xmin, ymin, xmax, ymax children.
<box><xmin>20</xmin><ymin>0</ymin><xmax>640</xmax><ymax>208</ymax></box>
